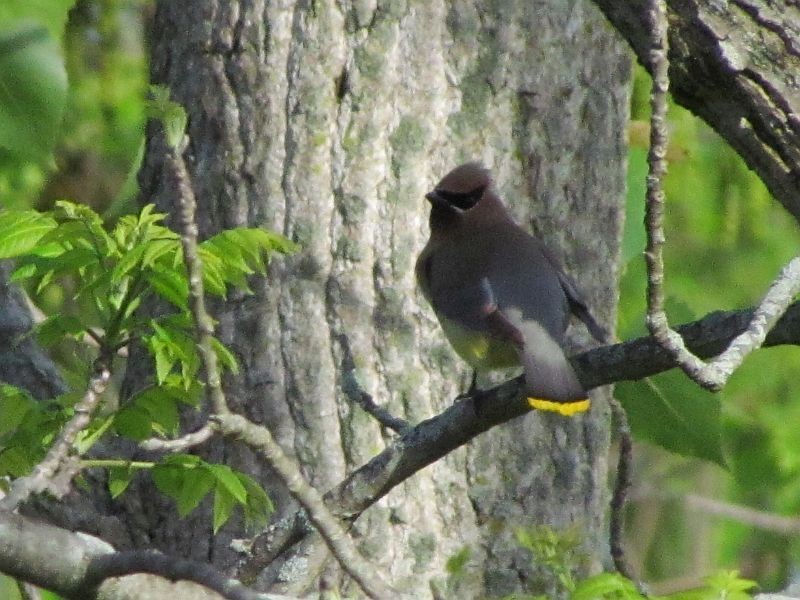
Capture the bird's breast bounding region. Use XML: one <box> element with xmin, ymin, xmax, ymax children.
<box><xmin>438</xmin><ymin>316</ymin><xmax>519</xmax><ymax>371</ymax></box>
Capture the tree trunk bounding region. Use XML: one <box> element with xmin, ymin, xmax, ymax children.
<box><xmin>121</xmin><ymin>1</ymin><xmax>630</xmax><ymax>597</ymax></box>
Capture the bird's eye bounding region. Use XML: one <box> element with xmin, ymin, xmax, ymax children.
<box><xmin>437</xmin><ymin>186</ymin><xmax>485</xmax><ymax>210</ymax></box>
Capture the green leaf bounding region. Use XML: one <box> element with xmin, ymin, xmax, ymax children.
<box><xmin>108</xmin><ymin>466</ymin><xmax>135</xmax><ymax>499</ymax></box>
<box><xmin>111</xmin><ymin>241</ymin><xmax>146</xmax><ymax>283</ymax></box>
<box><xmin>0</xmin><ymin>210</ymin><xmax>57</xmax><ymax>258</ymax></box>
<box><xmin>135</xmin><ymin>389</ymin><xmax>179</xmax><ymax>436</ymax></box>
<box><xmin>146</xmin><ymin>85</ymin><xmax>187</xmax><ymax>150</ymax></box>
<box><xmin>0</xmin><ymin>446</ymin><xmax>35</xmax><ymax>477</ymax></box>
<box><xmin>207</xmin><ymin>463</ymin><xmax>248</xmax><ymax>503</ymax></box>
<box><xmin>0</xmin><ymin>24</ymin><xmax>67</xmax><ymax>160</ymax></box>
<box><xmin>210</xmin><ymin>336</ymin><xmax>239</xmax><ymax>374</ymax></box>
<box><xmin>176</xmin><ymin>469</ymin><xmax>215</xmax><ymax>517</ymax></box>
<box><xmin>0</xmin><ymin>0</ymin><xmax>76</xmax><ymax>41</ymax></box>
<box><xmin>571</xmin><ymin>573</ymin><xmax>644</xmax><ymax>600</ymax></box>
<box><xmin>74</xmin><ymin>415</ymin><xmax>114</xmax><ymax>454</ymax></box>
<box><xmin>151</xmin><ymin>463</ymin><xmax>182</xmax><ymax>498</ymax></box>
<box><xmin>615</xmin><ymin>372</ymin><xmax>726</xmax><ymax>467</ymax></box>
<box><xmin>146</xmin><ymin>265</ymin><xmax>189</xmax><ymax>310</ymax></box>
<box><xmin>53</xmin><ymin>200</ymin><xmax>113</xmax><ymax>255</ymax></box>
<box><xmin>212</xmin><ymin>484</ymin><xmax>236</xmax><ymax>533</ymax></box>
<box><xmin>148</xmin><ymin>338</ymin><xmax>176</xmax><ymax>385</ymax></box>
<box><xmin>198</xmin><ymin>247</ymin><xmax>227</xmax><ymax>296</ymax></box>
<box><xmin>0</xmin><ymin>384</ymin><xmax>35</xmax><ymax>436</ymax></box>
<box><xmin>114</xmin><ymin>405</ymin><xmax>154</xmax><ymax>441</ymax></box>
<box><xmin>35</xmin><ymin>314</ymin><xmax>85</xmax><ymax>346</ymax></box>
<box><xmin>702</xmin><ymin>570</ymin><xmax>757</xmax><ymax>595</ymax></box>
<box><xmin>142</xmin><ymin>237</ymin><xmax>180</xmax><ymax>268</ymax></box>
<box><xmin>238</xmin><ymin>473</ymin><xmax>274</xmax><ymax>529</ymax></box>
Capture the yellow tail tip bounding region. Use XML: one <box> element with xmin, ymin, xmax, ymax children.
<box><xmin>527</xmin><ymin>397</ymin><xmax>591</xmax><ymax>416</ymax></box>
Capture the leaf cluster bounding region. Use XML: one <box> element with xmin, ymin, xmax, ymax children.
<box><xmin>0</xmin><ymin>201</ymin><xmax>296</xmax><ymax>531</ymax></box>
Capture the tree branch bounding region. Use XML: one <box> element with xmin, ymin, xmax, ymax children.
<box><xmin>591</xmin><ymin>0</ymin><xmax>800</xmax><ymax>222</ymax></box>
<box><xmin>0</xmin><ymin>510</ymin><xmax>292</xmax><ymax>600</ymax></box>
<box><xmin>640</xmin><ymin>0</ymin><xmax>800</xmax><ymax>392</ymax></box>
<box><xmin>338</xmin><ymin>334</ymin><xmax>411</xmax><ymax>434</ymax></box>
<box><xmin>609</xmin><ymin>399</ymin><xmax>634</xmax><ymax>579</ymax></box>
<box><xmin>139</xmin><ymin>422</ymin><xmax>217</xmax><ymax>453</ymax></box>
<box><xmin>239</xmin><ymin>298</ymin><xmax>800</xmax><ymax>578</ymax></box>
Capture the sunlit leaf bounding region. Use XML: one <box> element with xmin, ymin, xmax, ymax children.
<box><xmin>212</xmin><ymin>484</ymin><xmax>236</xmax><ymax>534</ymax></box>
<box><xmin>107</xmin><ymin>466</ymin><xmax>134</xmax><ymax>499</ymax></box>
<box><xmin>176</xmin><ymin>469</ymin><xmax>215</xmax><ymax>517</ymax></box>
<box><xmin>207</xmin><ymin>463</ymin><xmax>247</xmax><ymax>503</ymax></box>
<box><xmin>572</xmin><ymin>573</ymin><xmax>644</xmax><ymax>600</ymax></box>
<box><xmin>0</xmin><ymin>210</ymin><xmax>56</xmax><ymax>258</ymax></box>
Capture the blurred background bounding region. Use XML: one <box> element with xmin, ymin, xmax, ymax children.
<box><xmin>1</xmin><ymin>1</ymin><xmax>799</xmax><ymax>596</ymax></box>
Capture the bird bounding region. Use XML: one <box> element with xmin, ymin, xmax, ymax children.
<box><xmin>415</xmin><ymin>162</ymin><xmax>607</xmax><ymax>416</ymax></box>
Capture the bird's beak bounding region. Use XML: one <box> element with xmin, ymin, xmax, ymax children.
<box><xmin>425</xmin><ymin>190</ymin><xmax>444</xmax><ymax>206</ymax></box>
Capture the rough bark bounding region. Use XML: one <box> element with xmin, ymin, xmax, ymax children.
<box><xmin>118</xmin><ymin>1</ymin><xmax>629</xmax><ymax>597</ymax></box>
<box><xmin>591</xmin><ymin>0</ymin><xmax>800</xmax><ymax>222</ymax></box>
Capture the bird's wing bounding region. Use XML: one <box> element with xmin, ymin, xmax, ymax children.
<box><xmin>426</xmin><ymin>266</ymin><xmax>520</xmax><ymax>342</ymax></box>
<box><xmin>538</xmin><ymin>245</ymin><xmax>609</xmax><ymax>343</ymax></box>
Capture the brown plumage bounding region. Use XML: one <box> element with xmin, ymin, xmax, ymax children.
<box><xmin>416</xmin><ymin>162</ymin><xmax>606</xmax><ymax>415</ymax></box>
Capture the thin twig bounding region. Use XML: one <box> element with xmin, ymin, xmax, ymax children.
<box><xmin>165</xmin><ymin>139</ymin><xmax>392</xmax><ymax>599</ymax></box>
<box><xmin>633</xmin><ymin>486</ymin><xmax>800</xmax><ymax>535</ymax></box>
<box><xmin>338</xmin><ymin>334</ymin><xmax>411</xmax><ymax>434</ymax></box>
<box><xmin>683</xmin><ymin>493</ymin><xmax>800</xmax><ymax>534</ymax></box>
<box><xmin>642</xmin><ymin>0</ymin><xmax>800</xmax><ymax>392</ymax></box>
<box><xmin>168</xmin><ymin>151</ymin><xmax>229</xmax><ymax>417</ymax></box>
<box><xmin>0</xmin><ymin>362</ymin><xmax>111</xmax><ymax>511</ymax></box>
<box><xmin>643</xmin><ymin>0</ymin><xmax>710</xmax><ymax>383</ymax></box>
<box><xmin>608</xmin><ymin>398</ymin><xmax>635</xmax><ymax>580</ymax></box>
<box><xmin>139</xmin><ymin>422</ymin><xmax>217</xmax><ymax>452</ymax></box>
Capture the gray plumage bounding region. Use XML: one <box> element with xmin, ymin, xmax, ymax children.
<box><xmin>416</xmin><ymin>162</ymin><xmax>605</xmax><ymax>409</ymax></box>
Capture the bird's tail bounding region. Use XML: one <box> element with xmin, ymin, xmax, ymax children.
<box><xmin>519</xmin><ymin>344</ymin><xmax>590</xmax><ymax>417</ymax></box>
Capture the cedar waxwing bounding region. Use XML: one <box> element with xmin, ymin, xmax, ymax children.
<box><xmin>416</xmin><ymin>162</ymin><xmax>607</xmax><ymax>416</ymax></box>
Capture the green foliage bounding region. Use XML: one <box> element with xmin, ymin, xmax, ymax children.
<box><xmin>514</xmin><ymin>525</ymin><xmax>586</xmax><ymax>595</ymax></box>
<box><xmin>615</xmin><ymin>373</ymin><xmax>724</xmax><ymax>467</ymax></box>
<box><xmin>146</xmin><ymin>85</ymin><xmax>187</xmax><ymax>150</ymax></box>
<box><xmin>0</xmin><ymin>200</ymin><xmax>294</xmax><ymax>531</ymax></box>
<box><xmin>0</xmin><ymin>386</ymin><xmax>72</xmax><ymax>477</ymax></box>
<box><xmin>0</xmin><ymin>0</ymin><xmax>72</xmax><ymax>161</ymax></box>
<box><xmin>150</xmin><ymin>454</ymin><xmax>274</xmax><ymax>531</ymax></box>
<box><xmin>571</xmin><ymin>570</ymin><xmax>756</xmax><ymax>600</ymax></box>
<box><xmin>571</xmin><ymin>573</ymin><xmax>642</xmax><ymax>600</ymax></box>
<box><xmin>618</xmin><ymin>65</ymin><xmax>800</xmax><ymax>590</ymax></box>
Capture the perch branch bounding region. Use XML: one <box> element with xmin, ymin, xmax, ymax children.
<box><xmin>80</xmin><ymin>550</ymin><xmax>270</xmax><ymax>600</ymax></box>
<box><xmin>238</xmin><ymin>296</ymin><xmax>800</xmax><ymax>578</ymax></box>
<box><xmin>166</xmin><ymin>141</ymin><xmax>392</xmax><ymax>600</ymax></box>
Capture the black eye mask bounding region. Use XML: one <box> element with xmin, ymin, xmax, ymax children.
<box><xmin>435</xmin><ymin>186</ymin><xmax>485</xmax><ymax>211</ymax></box>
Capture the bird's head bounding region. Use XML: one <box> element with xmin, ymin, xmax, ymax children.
<box><xmin>425</xmin><ymin>162</ymin><xmax>492</xmax><ymax>215</ymax></box>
